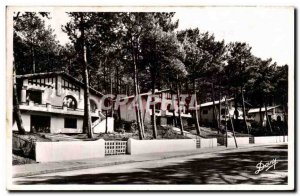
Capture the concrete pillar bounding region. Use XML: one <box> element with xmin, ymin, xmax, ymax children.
<box><xmin>21</xmin><ymin>86</ymin><xmax>27</xmax><ymax>103</ymax></box>
<box><xmin>79</xmin><ymin>88</ymin><xmax>84</xmax><ymax>100</ymax></box>
<box><xmin>29</xmin><ymin>101</ymin><xmax>34</xmax><ymax>107</ymax></box>
<box><xmin>46</xmin><ymin>103</ymin><xmax>52</xmax><ymax>111</ymax></box>
<box><xmin>23</xmin><ymin>79</ymin><xmax>28</xmax><ymax>86</ymax></box>
<box><xmin>41</xmin><ymin>92</ymin><xmax>46</xmax><ymax>105</ymax></box>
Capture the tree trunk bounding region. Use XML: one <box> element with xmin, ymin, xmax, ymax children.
<box><xmin>259</xmin><ymin>103</ymin><xmax>263</xmax><ymax>127</ymax></box>
<box><xmin>116</xmin><ymin>67</ymin><xmax>121</xmax><ymax>120</ymax></box>
<box><xmin>13</xmin><ymin>65</ymin><xmax>26</xmax><ymax>134</ymax></box>
<box><xmin>151</xmin><ymin>86</ymin><xmax>157</xmax><ymax>139</ymax></box>
<box><xmin>105</xmin><ymin>110</ymin><xmax>108</xmax><ymax>134</ymax></box>
<box><xmin>172</xmin><ymin>109</ymin><xmax>177</xmax><ymax>127</ymax></box>
<box><xmin>264</xmin><ymin>102</ymin><xmax>273</xmax><ymax>133</ymax></box>
<box><xmin>193</xmin><ymin>80</ymin><xmax>201</xmax><ymax>136</ymax></box>
<box><xmin>211</xmin><ymin>83</ymin><xmax>217</xmax><ymax>127</ymax></box>
<box><xmin>172</xmin><ymin>93</ymin><xmax>177</xmax><ymax>127</ymax></box>
<box><xmin>176</xmin><ymin>77</ymin><xmax>184</xmax><ymax>135</ymax></box>
<box><xmin>103</xmin><ymin>61</ymin><xmax>107</xmax><ymax>94</ymax></box>
<box><xmin>199</xmin><ymin>99</ymin><xmax>202</xmax><ymax>126</ymax></box>
<box><xmin>185</xmin><ymin>78</ymin><xmax>189</xmax><ymax>92</ymax></box>
<box><xmin>170</xmin><ymin>84</ymin><xmax>177</xmax><ymax>127</ymax></box>
<box><xmin>13</xmin><ymin>12</ymin><xmax>30</xmax><ymax>134</ymax></box>
<box><xmin>82</xmin><ymin>49</ymin><xmax>93</xmax><ymax>138</ymax></box>
<box><xmin>234</xmin><ymin>91</ymin><xmax>239</xmax><ymax>120</ymax></box>
<box><xmin>32</xmin><ymin>47</ymin><xmax>36</xmax><ymax>73</ymax></box>
<box><xmin>131</xmin><ymin>39</ymin><xmax>143</xmax><ymax>140</ymax></box>
<box><xmin>135</xmin><ymin>36</ymin><xmax>145</xmax><ymax>138</ymax></box>
<box><xmin>137</xmin><ymin>74</ymin><xmax>145</xmax><ymax>139</ymax></box>
<box><xmin>110</xmin><ymin>68</ymin><xmax>114</xmax><ymax>118</ymax></box>
<box><xmin>283</xmin><ymin>101</ymin><xmax>288</xmax><ymax>134</ymax></box>
<box><xmin>224</xmin><ymin>96</ymin><xmax>228</xmax><ymax>147</ymax></box>
<box><xmin>229</xmin><ymin>111</ymin><xmax>238</xmax><ymax>148</ymax></box>
<box><xmin>218</xmin><ymin>89</ymin><xmax>221</xmax><ymax>134</ymax></box>
<box><xmin>241</xmin><ymin>86</ymin><xmax>249</xmax><ymax>134</ymax></box>
<box><xmin>151</xmin><ymin>71</ymin><xmax>158</xmax><ymax>139</ymax></box>
<box><xmin>80</xmin><ymin>15</ymin><xmax>93</xmax><ymax>138</ymax></box>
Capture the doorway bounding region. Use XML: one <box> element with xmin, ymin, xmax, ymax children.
<box><xmin>30</xmin><ymin>115</ymin><xmax>51</xmax><ymax>133</ymax></box>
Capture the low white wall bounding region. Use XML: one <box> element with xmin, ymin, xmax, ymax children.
<box><xmin>93</xmin><ymin>117</ymin><xmax>114</xmax><ymax>133</ymax></box>
<box><xmin>199</xmin><ymin>138</ymin><xmax>217</xmax><ymax>148</ymax></box>
<box><xmin>35</xmin><ymin>139</ymin><xmax>105</xmax><ymax>163</ymax></box>
<box><xmin>254</xmin><ymin>136</ymin><xmax>288</xmax><ymax>144</ymax></box>
<box><xmin>128</xmin><ymin>138</ymin><xmax>196</xmax><ymax>155</ymax></box>
<box><xmin>227</xmin><ymin>137</ymin><xmax>249</xmax><ymax>147</ymax></box>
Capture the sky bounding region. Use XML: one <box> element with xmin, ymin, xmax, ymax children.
<box><xmin>44</xmin><ymin>7</ymin><xmax>294</xmax><ymax>66</ymax></box>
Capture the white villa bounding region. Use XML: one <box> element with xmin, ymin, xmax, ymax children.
<box><xmin>13</xmin><ymin>72</ymin><xmax>113</xmax><ymax>134</ymax></box>
<box><xmin>118</xmin><ymin>89</ymin><xmax>193</xmax><ymax>126</ymax></box>
<box><xmin>247</xmin><ymin>105</ymin><xmax>285</xmax><ymax>126</ymax></box>
<box><xmin>196</xmin><ymin>98</ymin><xmax>244</xmax><ymax>125</ymax></box>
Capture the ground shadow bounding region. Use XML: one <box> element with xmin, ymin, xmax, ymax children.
<box><xmin>15</xmin><ymin>144</ymin><xmax>288</xmax><ymax>185</ymax></box>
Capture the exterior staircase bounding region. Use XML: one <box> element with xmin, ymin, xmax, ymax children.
<box><xmin>92</xmin><ymin>112</ymin><xmax>114</xmax><ymax>133</ymax></box>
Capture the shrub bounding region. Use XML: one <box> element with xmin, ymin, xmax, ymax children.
<box><xmin>13</xmin><ymin>134</ymin><xmax>36</xmax><ymax>159</ymax></box>
<box><xmin>114</xmin><ymin>119</ymin><xmax>138</xmax><ymax>133</ymax></box>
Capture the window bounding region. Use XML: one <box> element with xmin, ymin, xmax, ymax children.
<box><xmin>63</xmin><ymin>95</ymin><xmax>77</xmax><ymax>109</ymax></box>
<box><xmin>221</xmin><ymin>109</ymin><xmax>226</xmax><ymax>115</ymax></box>
<box><xmin>64</xmin><ymin>118</ymin><xmax>77</xmax><ymax>129</ymax></box>
<box><xmin>203</xmin><ymin>109</ymin><xmax>208</xmax><ymax>115</ymax></box>
<box><xmin>62</xmin><ymin>79</ymin><xmax>80</xmax><ymax>92</ymax></box>
<box><xmin>26</xmin><ymin>90</ymin><xmax>42</xmax><ymax>104</ymax></box>
<box><xmin>30</xmin><ymin>115</ymin><xmax>50</xmax><ymax>133</ymax></box>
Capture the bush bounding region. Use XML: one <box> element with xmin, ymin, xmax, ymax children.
<box><xmin>13</xmin><ymin>134</ymin><xmax>36</xmax><ymax>159</ymax></box>
<box><xmin>249</xmin><ymin>120</ymin><xmax>287</xmax><ymax>136</ymax></box>
<box><xmin>249</xmin><ymin>121</ymin><xmax>266</xmax><ymax>136</ymax></box>
<box><xmin>157</xmin><ymin>126</ymin><xmax>189</xmax><ymax>139</ymax></box>
<box><xmin>114</xmin><ymin>119</ymin><xmax>138</xmax><ymax>133</ymax></box>
<box><xmin>271</xmin><ymin>120</ymin><xmax>287</xmax><ymax>135</ymax></box>
<box><xmin>114</xmin><ymin>128</ymin><xmax>126</xmax><ymax>134</ymax></box>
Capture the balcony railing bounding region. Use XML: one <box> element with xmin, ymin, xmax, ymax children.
<box><xmin>19</xmin><ymin>102</ymin><xmax>98</xmax><ymax>116</ymax></box>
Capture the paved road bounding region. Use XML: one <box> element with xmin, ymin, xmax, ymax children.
<box><xmin>14</xmin><ymin>144</ymin><xmax>287</xmax><ymax>185</ymax></box>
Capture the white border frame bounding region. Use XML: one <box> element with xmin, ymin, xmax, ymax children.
<box><xmin>5</xmin><ymin>5</ymin><xmax>295</xmax><ymax>191</ymax></box>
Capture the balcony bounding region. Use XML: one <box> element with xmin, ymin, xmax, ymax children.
<box><xmin>19</xmin><ymin>101</ymin><xmax>99</xmax><ymax>117</ymax></box>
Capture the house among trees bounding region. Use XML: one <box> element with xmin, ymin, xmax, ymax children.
<box><xmin>118</xmin><ymin>89</ymin><xmax>193</xmax><ymax>126</ymax></box>
<box><xmin>11</xmin><ymin>11</ymin><xmax>289</xmax><ymax>139</ymax></box>
<box><xmin>12</xmin><ymin>72</ymin><xmax>113</xmax><ymax>134</ymax></box>
<box><xmin>197</xmin><ymin>98</ymin><xmax>244</xmax><ymax>126</ymax></box>
<box><xmin>247</xmin><ymin>105</ymin><xmax>285</xmax><ymax>126</ymax></box>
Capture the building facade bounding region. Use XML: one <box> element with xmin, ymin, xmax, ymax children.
<box><xmin>198</xmin><ymin>98</ymin><xmax>244</xmax><ymax>126</ymax></box>
<box><xmin>247</xmin><ymin>105</ymin><xmax>285</xmax><ymax>126</ymax></box>
<box><xmin>118</xmin><ymin>89</ymin><xmax>193</xmax><ymax>126</ymax></box>
<box><xmin>12</xmin><ymin>72</ymin><xmax>113</xmax><ymax>134</ymax></box>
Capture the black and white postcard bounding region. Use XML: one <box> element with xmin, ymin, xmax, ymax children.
<box><xmin>6</xmin><ymin>6</ymin><xmax>295</xmax><ymax>191</ymax></box>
